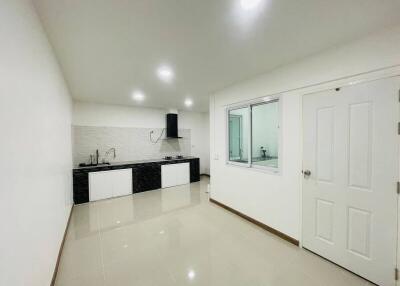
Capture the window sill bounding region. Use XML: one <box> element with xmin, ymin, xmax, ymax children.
<box><xmin>226</xmin><ymin>161</ymin><xmax>281</xmax><ymax>176</ymax></box>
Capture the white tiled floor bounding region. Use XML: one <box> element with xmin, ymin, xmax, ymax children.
<box><xmin>56</xmin><ymin>177</ymin><xmax>372</xmax><ymax>286</ymax></box>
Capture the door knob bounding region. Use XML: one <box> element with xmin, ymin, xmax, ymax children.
<box><xmin>303</xmin><ymin>170</ymin><xmax>311</xmax><ymax>177</ymax></box>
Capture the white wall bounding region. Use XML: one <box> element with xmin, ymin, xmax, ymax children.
<box><xmin>0</xmin><ymin>1</ymin><xmax>73</xmax><ymax>286</ymax></box>
<box><xmin>73</xmin><ymin>101</ymin><xmax>210</xmax><ymax>174</ymax></box>
<box><xmin>210</xmin><ymin>25</ymin><xmax>400</xmax><ymax>240</ymax></box>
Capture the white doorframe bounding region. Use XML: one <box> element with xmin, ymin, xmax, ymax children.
<box><xmin>295</xmin><ymin>70</ymin><xmax>400</xmax><ymax>285</ymax></box>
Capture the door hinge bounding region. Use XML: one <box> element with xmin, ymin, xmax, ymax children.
<box><xmin>397</xmin><ymin>182</ymin><xmax>400</xmax><ymax>194</ymax></box>
<box><xmin>395</xmin><ymin>268</ymin><xmax>399</xmax><ymax>281</ymax></box>
<box><xmin>398</xmin><ymin>122</ymin><xmax>400</xmax><ymax>135</ymax></box>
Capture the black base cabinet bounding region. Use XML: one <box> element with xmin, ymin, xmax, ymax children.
<box><xmin>73</xmin><ymin>172</ymin><xmax>89</xmax><ymax>205</ymax></box>
<box><xmin>133</xmin><ymin>163</ymin><xmax>161</xmax><ymax>193</ymax></box>
<box><xmin>190</xmin><ymin>158</ymin><xmax>200</xmax><ymax>182</ymax></box>
<box><xmin>73</xmin><ymin>158</ymin><xmax>200</xmax><ymax>204</ymax></box>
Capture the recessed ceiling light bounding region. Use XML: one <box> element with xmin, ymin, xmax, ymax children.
<box><xmin>240</xmin><ymin>0</ymin><xmax>262</xmax><ymax>10</ymax></box>
<box><xmin>184</xmin><ymin>99</ymin><xmax>193</xmax><ymax>107</ymax></box>
<box><xmin>157</xmin><ymin>65</ymin><xmax>174</xmax><ymax>83</ymax></box>
<box><xmin>132</xmin><ymin>90</ymin><xmax>145</xmax><ymax>101</ymax></box>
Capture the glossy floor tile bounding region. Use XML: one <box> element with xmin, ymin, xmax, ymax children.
<box><xmin>56</xmin><ymin>177</ymin><xmax>372</xmax><ymax>286</ymax></box>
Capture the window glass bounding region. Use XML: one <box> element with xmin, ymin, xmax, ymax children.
<box><xmin>251</xmin><ymin>101</ymin><xmax>279</xmax><ymax>168</ymax></box>
<box><xmin>228</xmin><ymin>107</ymin><xmax>249</xmax><ymax>163</ymax></box>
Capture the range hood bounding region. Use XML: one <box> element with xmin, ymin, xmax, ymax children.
<box><xmin>166</xmin><ymin>113</ymin><xmax>182</xmax><ymax>138</ymax></box>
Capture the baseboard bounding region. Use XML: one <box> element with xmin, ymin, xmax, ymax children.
<box><xmin>209</xmin><ymin>198</ymin><xmax>299</xmax><ymax>246</ymax></box>
<box><xmin>50</xmin><ymin>205</ymin><xmax>74</xmax><ymax>286</ymax></box>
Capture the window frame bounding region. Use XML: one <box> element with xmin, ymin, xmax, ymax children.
<box><xmin>226</xmin><ymin>95</ymin><xmax>281</xmax><ymax>174</ymax></box>
<box><xmin>228</xmin><ymin>113</ymin><xmax>244</xmax><ymax>161</ymax></box>
<box><xmin>226</xmin><ymin>104</ymin><xmax>251</xmax><ymax>168</ymax></box>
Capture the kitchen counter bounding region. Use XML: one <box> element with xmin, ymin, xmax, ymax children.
<box><xmin>73</xmin><ymin>157</ymin><xmax>200</xmax><ymax>204</ymax></box>
<box><xmin>73</xmin><ymin>156</ymin><xmax>198</xmax><ymax>170</ymax></box>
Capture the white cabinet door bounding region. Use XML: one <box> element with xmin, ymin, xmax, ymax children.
<box><xmin>161</xmin><ymin>164</ymin><xmax>176</xmax><ymax>188</ymax></box>
<box><xmin>89</xmin><ymin>169</ymin><xmax>133</xmax><ymax>201</ymax></box>
<box><xmin>89</xmin><ymin>171</ymin><xmax>114</xmax><ymax>201</ymax></box>
<box><xmin>175</xmin><ymin>163</ymin><xmax>190</xmax><ymax>186</ymax></box>
<box><xmin>112</xmin><ymin>169</ymin><xmax>132</xmax><ymax>197</ymax></box>
<box><xmin>302</xmin><ymin>77</ymin><xmax>399</xmax><ymax>286</ymax></box>
<box><xmin>161</xmin><ymin>163</ymin><xmax>190</xmax><ymax>188</ymax></box>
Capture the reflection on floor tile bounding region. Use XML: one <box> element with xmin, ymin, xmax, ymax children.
<box><xmin>56</xmin><ymin>177</ymin><xmax>372</xmax><ymax>286</ymax></box>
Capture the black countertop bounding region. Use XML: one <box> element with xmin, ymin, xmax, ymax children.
<box><xmin>73</xmin><ymin>156</ymin><xmax>200</xmax><ymax>204</ymax></box>
<box><xmin>73</xmin><ymin>156</ymin><xmax>198</xmax><ymax>171</ymax></box>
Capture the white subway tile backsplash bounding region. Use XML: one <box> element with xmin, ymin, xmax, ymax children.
<box><xmin>73</xmin><ymin>126</ymin><xmax>191</xmax><ymax>166</ymax></box>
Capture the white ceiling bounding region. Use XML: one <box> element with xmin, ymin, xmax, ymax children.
<box><xmin>33</xmin><ymin>0</ymin><xmax>400</xmax><ymax>112</ymax></box>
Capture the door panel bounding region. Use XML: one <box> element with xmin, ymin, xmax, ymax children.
<box><xmin>302</xmin><ymin>77</ymin><xmax>399</xmax><ymax>286</ymax></box>
<box><xmin>348</xmin><ymin>102</ymin><xmax>372</xmax><ymax>189</ymax></box>
<box><xmin>315</xmin><ymin>199</ymin><xmax>334</xmax><ymax>243</ymax></box>
<box><xmin>316</xmin><ymin>107</ymin><xmax>335</xmax><ymax>182</ymax></box>
<box><xmin>347</xmin><ymin>206</ymin><xmax>371</xmax><ymax>259</ymax></box>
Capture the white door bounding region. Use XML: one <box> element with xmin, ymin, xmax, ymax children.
<box><xmin>89</xmin><ymin>170</ymin><xmax>114</xmax><ymax>201</ymax></box>
<box><xmin>162</xmin><ymin>163</ymin><xmax>190</xmax><ymax>188</ymax></box>
<box><xmin>161</xmin><ymin>164</ymin><xmax>177</xmax><ymax>188</ymax></box>
<box><xmin>302</xmin><ymin>77</ymin><xmax>399</xmax><ymax>286</ymax></box>
<box><xmin>89</xmin><ymin>169</ymin><xmax>132</xmax><ymax>201</ymax></box>
<box><xmin>112</xmin><ymin>169</ymin><xmax>132</xmax><ymax>197</ymax></box>
<box><xmin>176</xmin><ymin>163</ymin><xmax>190</xmax><ymax>186</ymax></box>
